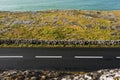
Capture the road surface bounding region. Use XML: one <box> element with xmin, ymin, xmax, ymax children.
<box><xmin>0</xmin><ymin>48</ymin><xmax>120</xmax><ymax>71</ymax></box>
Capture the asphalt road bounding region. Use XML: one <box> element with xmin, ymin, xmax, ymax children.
<box><xmin>0</xmin><ymin>48</ymin><xmax>120</xmax><ymax>71</ymax></box>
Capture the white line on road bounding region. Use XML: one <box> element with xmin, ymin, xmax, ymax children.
<box><xmin>116</xmin><ymin>56</ymin><xmax>120</xmax><ymax>59</ymax></box>
<box><xmin>0</xmin><ymin>56</ymin><xmax>23</xmax><ymax>58</ymax></box>
<box><xmin>35</xmin><ymin>56</ymin><xmax>62</xmax><ymax>59</ymax></box>
<box><xmin>74</xmin><ymin>56</ymin><xmax>103</xmax><ymax>59</ymax></box>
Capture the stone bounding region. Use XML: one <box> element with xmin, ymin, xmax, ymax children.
<box><xmin>100</xmin><ymin>26</ymin><xmax>107</xmax><ymax>29</ymax></box>
<box><xmin>41</xmin><ymin>75</ymin><xmax>46</xmax><ymax>80</ymax></box>
<box><xmin>31</xmin><ymin>76</ymin><xmax>37</xmax><ymax>80</ymax></box>
<box><xmin>86</xmin><ymin>24</ymin><xmax>92</xmax><ymax>29</ymax></box>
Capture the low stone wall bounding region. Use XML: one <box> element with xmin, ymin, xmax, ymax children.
<box><xmin>0</xmin><ymin>39</ymin><xmax>120</xmax><ymax>45</ymax></box>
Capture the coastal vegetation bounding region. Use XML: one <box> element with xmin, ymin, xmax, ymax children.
<box><xmin>0</xmin><ymin>10</ymin><xmax>120</xmax><ymax>47</ymax></box>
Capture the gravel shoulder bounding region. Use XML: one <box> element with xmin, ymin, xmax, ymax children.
<box><xmin>0</xmin><ymin>69</ymin><xmax>120</xmax><ymax>80</ymax></box>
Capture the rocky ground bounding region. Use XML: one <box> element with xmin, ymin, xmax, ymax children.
<box><xmin>0</xmin><ymin>10</ymin><xmax>120</xmax><ymax>41</ymax></box>
<box><xmin>0</xmin><ymin>10</ymin><xmax>120</xmax><ymax>47</ymax></box>
<box><xmin>0</xmin><ymin>69</ymin><xmax>120</xmax><ymax>80</ymax></box>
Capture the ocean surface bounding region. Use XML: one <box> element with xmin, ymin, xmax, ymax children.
<box><xmin>0</xmin><ymin>0</ymin><xmax>120</xmax><ymax>11</ymax></box>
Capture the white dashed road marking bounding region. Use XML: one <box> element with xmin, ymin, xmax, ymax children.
<box><xmin>1</xmin><ymin>55</ymin><xmax>119</xmax><ymax>59</ymax></box>
<box><xmin>0</xmin><ymin>56</ymin><xmax>23</xmax><ymax>58</ymax></box>
<box><xmin>74</xmin><ymin>56</ymin><xmax>103</xmax><ymax>59</ymax></box>
<box><xmin>35</xmin><ymin>56</ymin><xmax>62</xmax><ymax>59</ymax></box>
<box><xmin>116</xmin><ymin>56</ymin><xmax>120</xmax><ymax>59</ymax></box>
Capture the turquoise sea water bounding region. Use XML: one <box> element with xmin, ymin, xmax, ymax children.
<box><xmin>0</xmin><ymin>0</ymin><xmax>120</xmax><ymax>11</ymax></box>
